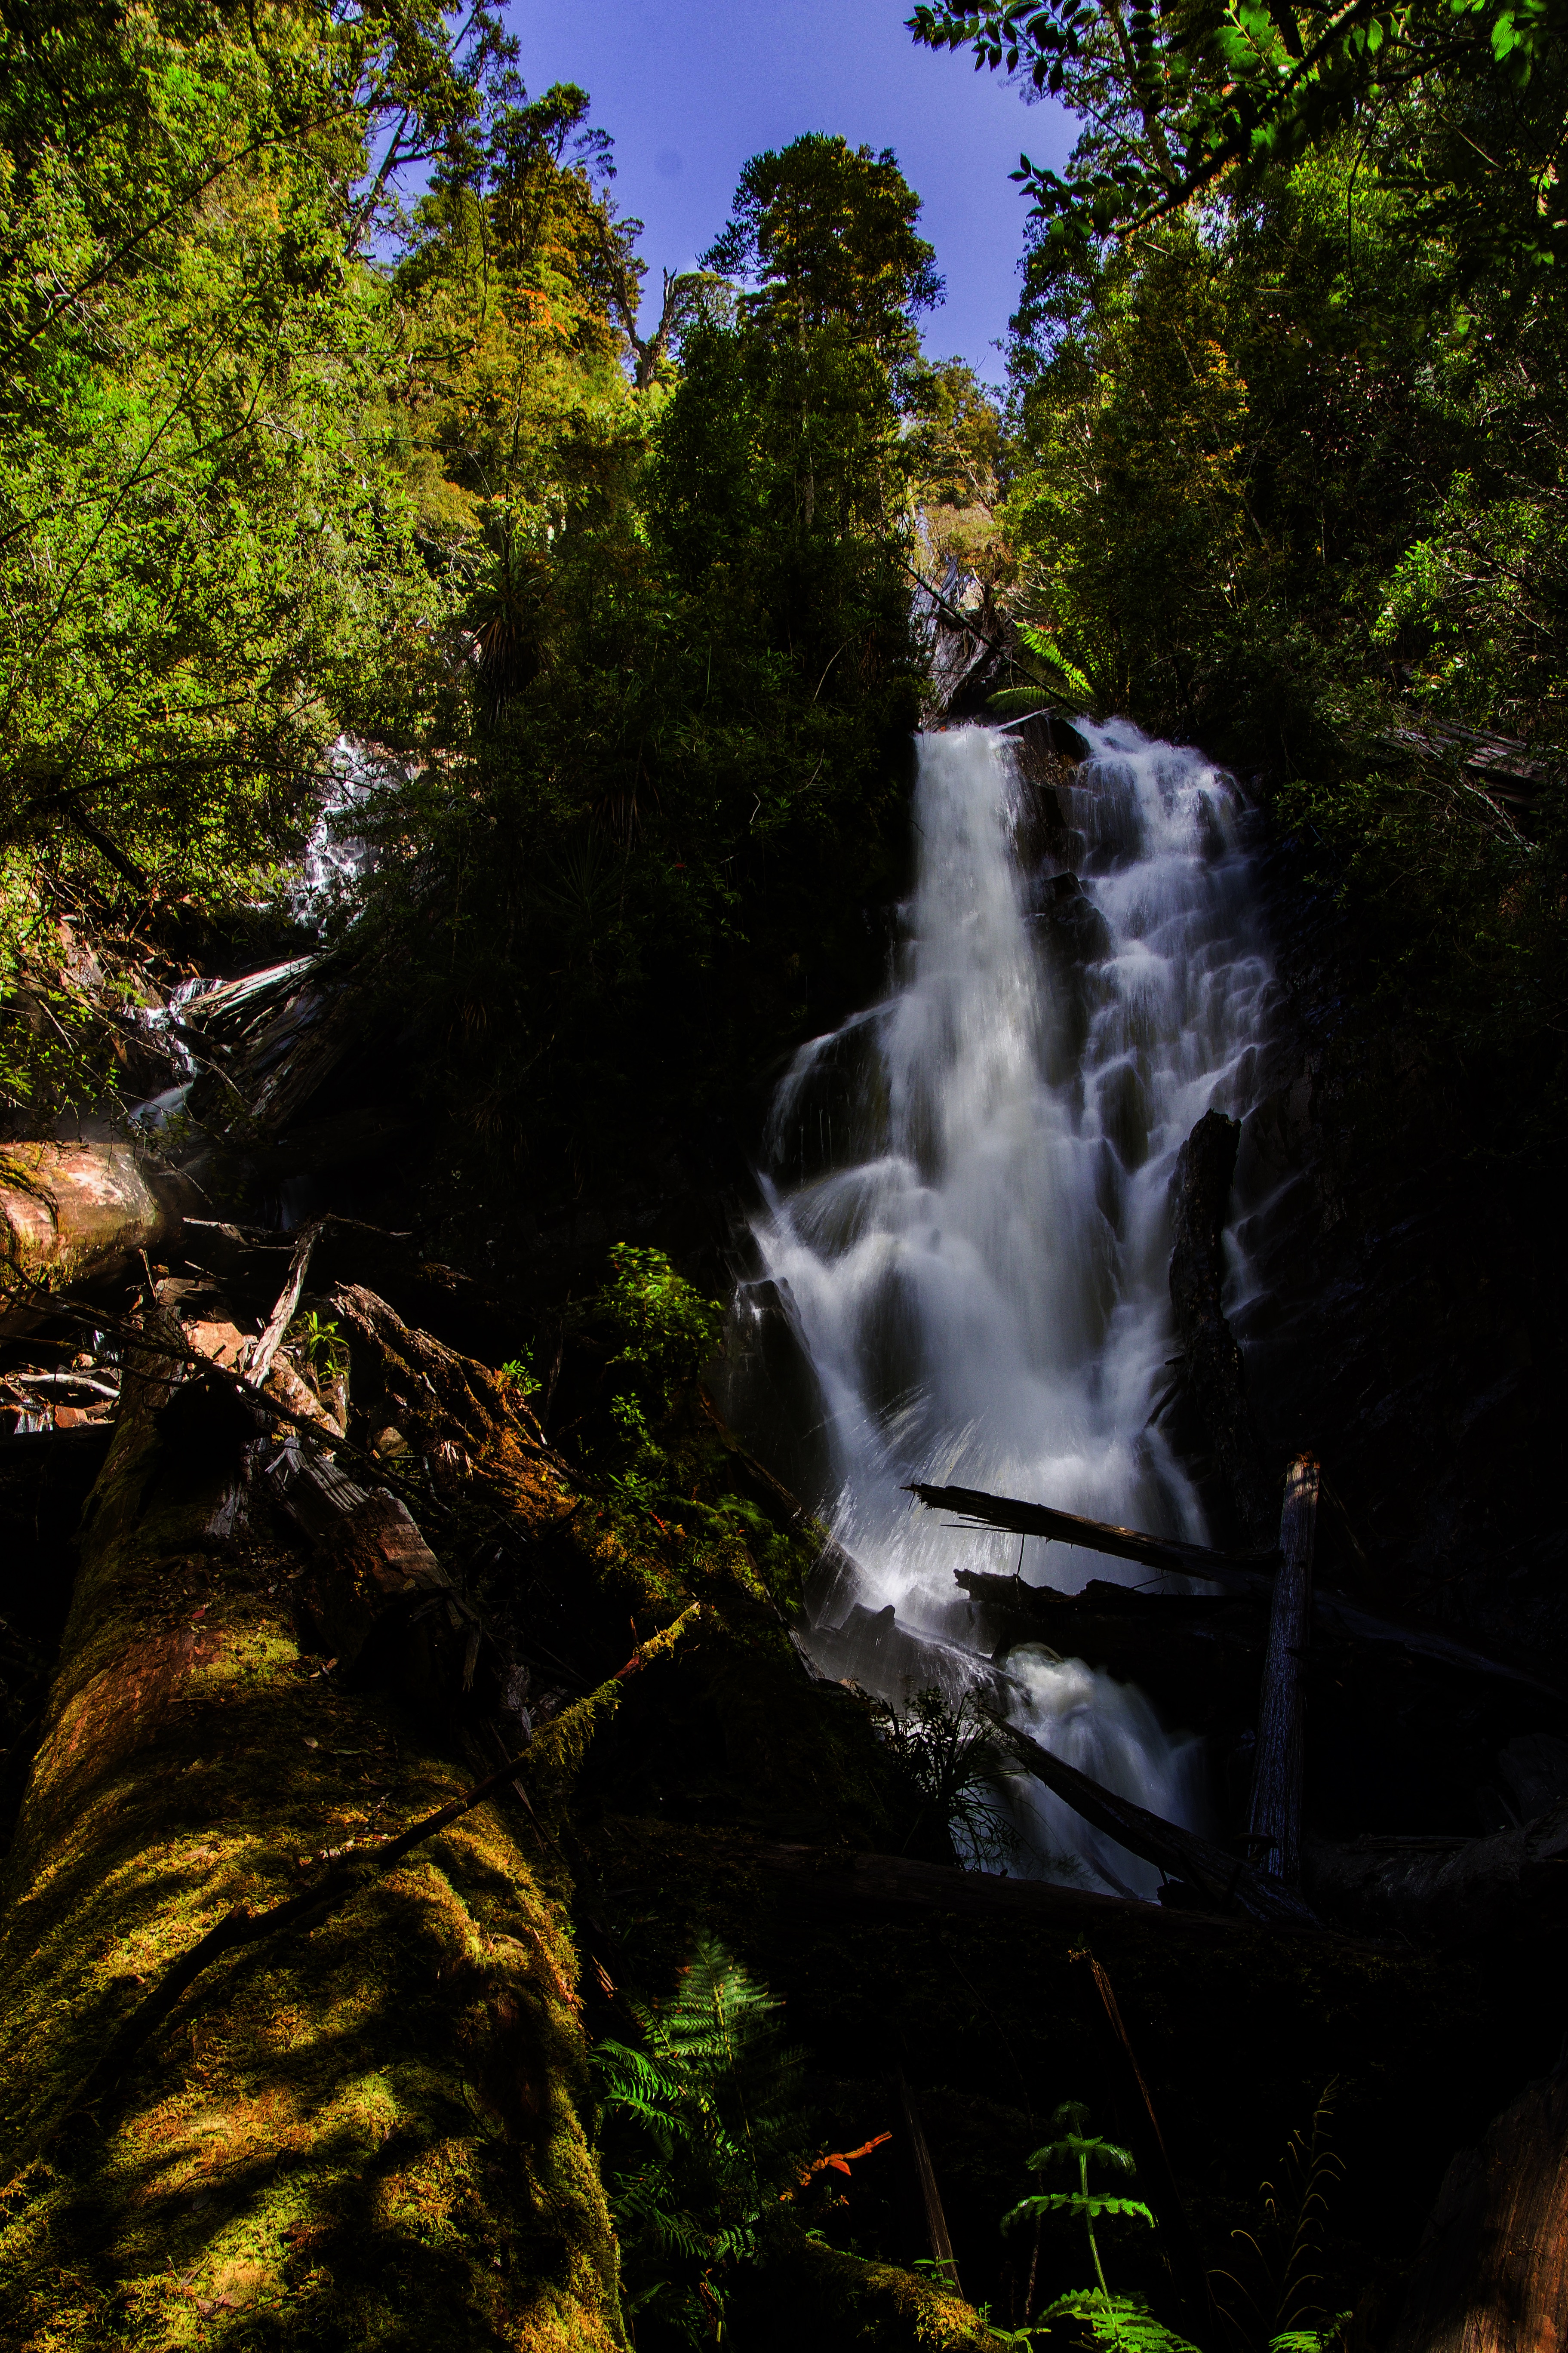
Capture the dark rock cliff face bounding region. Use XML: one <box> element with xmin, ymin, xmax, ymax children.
<box><xmin>1230</xmin><ymin>846</ymin><xmax>1568</xmax><ymax>1682</ymax></box>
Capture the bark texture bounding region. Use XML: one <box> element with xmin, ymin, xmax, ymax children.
<box><xmin>0</xmin><ymin>1281</ymin><xmax>626</xmax><ymax>2352</ymax></box>
<box><xmin>1167</xmin><ymin>1108</ymin><xmax>1278</xmax><ymax>1545</ymax></box>
<box><xmin>1249</xmin><ymin>1453</ymin><xmax>1319</xmax><ymax>1885</ymax></box>
<box><xmin>0</xmin><ymin>1141</ymin><xmax>193</xmax><ymax>1331</ymax></box>
<box><xmin>1390</xmin><ymin>2062</ymin><xmax>1568</xmax><ymax>2353</ymax></box>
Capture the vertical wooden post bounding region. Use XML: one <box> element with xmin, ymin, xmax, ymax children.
<box><xmin>1248</xmin><ymin>1453</ymin><xmax>1319</xmax><ymax>1885</ymax></box>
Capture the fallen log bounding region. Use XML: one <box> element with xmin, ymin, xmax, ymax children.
<box><xmin>326</xmin><ymin>1279</ymin><xmax>540</xmax><ymax>1465</ymax></box>
<box><xmin>0</xmin><ymin>1141</ymin><xmax>196</xmax><ymax>1333</ymax></box>
<box><xmin>732</xmin><ymin>1841</ymin><xmax>1254</xmax><ymax>1940</ymax></box>
<box><xmin>1249</xmin><ymin>1455</ymin><xmax>1319</xmax><ymax>1885</ymax></box>
<box><xmin>1305</xmin><ymin>1805</ymin><xmax>1568</xmax><ymax>1943</ymax></box>
<box><xmin>0</xmin><ymin>1277</ymin><xmax>628</xmax><ymax>2347</ymax></box>
<box><xmin>954</xmin><ymin>1571</ymin><xmax>1266</xmax><ymax>1733</ymax></box>
<box><xmin>986</xmin><ymin>1714</ymin><xmax>1322</xmax><ymax>1929</ymax></box>
<box><xmin>266</xmin><ymin>1437</ymin><xmax>495</xmax><ymax>1707</ymax></box>
<box><xmin>907</xmin><ymin>1479</ymin><xmax>1277</xmax><ymax>1587</ymax></box>
<box><xmin>61</xmin><ymin>1606</ymin><xmax>698</xmax><ymax>2128</ymax></box>
<box><xmin>183</xmin><ymin>953</ymin><xmax>376</xmax><ymax>1139</ymax></box>
<box><xmin>246</xmin><ymin>1218</ymin><xmax>323</xmax><ymax>1389</ymax></box>
<box><xmin>1388</xmin><ymin>2058</ymin><xmax>1568</xmax><ymax>2352</ymax></box>
<box><xmin>911</xmin><ymin>1484</ymin><xmax>1566</xmax><ymax>1702</ymax></box>
<box><xmin>1167</xmin><ymin>1108</ymin><xmax>1277</xmax><ymax>1546</ymax></box>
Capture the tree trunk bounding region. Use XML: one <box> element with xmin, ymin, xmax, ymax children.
<box><xmin>0</xmin><ymin>1279</ymin><xmax>626</xmax><ymax>2349</ymax></box>
<box><xmin>1167</xmin><ymin>1108</ymin><xmax>1278</xmax><ymax>1546</ymax></box>
<box><xmin>1389</xmin><ymin>2061</ymin><xmax>1568</xmax><ymax>2352</ymax></box>
<box><xmin>1249</xmin><ymin>1454</ymin><xmax>1319</xmax><ymax>1886</ymax></box>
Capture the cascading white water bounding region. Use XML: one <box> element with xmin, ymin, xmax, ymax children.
<box><xmin>737</xmin><ymin>719</ymin><xmax>1274</xmax><ymax>1894</ymax></box>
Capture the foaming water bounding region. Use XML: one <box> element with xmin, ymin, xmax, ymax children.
<box><xmin>735</xmin><ymin>720</ymin><xmax>1273</xmax><ymax>1892</ymax></box>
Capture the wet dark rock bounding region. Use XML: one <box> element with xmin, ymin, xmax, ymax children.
<box><xmin>1497</xmin><ymin>1733</ymin><xmax>1568</xmax><ymax>1824</ymax></box>
<box><xmin>1032</xmin><ymin>871</ymin><xmax>1112</xmax><ymax>969</ymax></box>
<box><xmin>1167</xmin><ymin>1109</ymin><xmax>1279</xmax><ymax>1547</ymax></box>
<box><xmin>1232</xmin><ymin>843</ymin><xmax>1568</xmax><ymax>1682</ymax></box>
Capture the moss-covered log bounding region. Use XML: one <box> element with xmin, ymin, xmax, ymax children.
<box><xmin>0</xmin><ymin>1142</ymin><xmax>194</xmax><ymax>1334</ymax></box>
<box><xmin>0</xmin><ymin>1282</ymin><xmax>626</xmax><ymax>2351</ymax></box>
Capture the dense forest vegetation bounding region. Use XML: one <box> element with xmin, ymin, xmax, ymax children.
<box><xmin>3</xmin><ymin>0</ymin><xmax>1567</xmax><ymax>2347</ymax></box>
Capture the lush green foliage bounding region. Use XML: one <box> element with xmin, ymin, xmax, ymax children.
<box><xmin>593</xmin><ymin>1938</ymin><xmax>808</xmax><ymax>2344</ymax></box>
<box><xmin>579</xmin><ymin>1245</ymin><xmax>725</xmax><ymax>1393</ymax></box>
<box><xmin>910</xmin><ymin>0</ymin><xmax>1568</xmax><ymax>284</ymax></box>
<box><xmin>0</xmin><ymin>0</ymin><xmax>517</xmax><ymax>1116</ymax></box>
<box><xmin>915</xmin><ymin>0</ymin><xmax>1568</xmax><ymax>1165</ymax></box>
<box><xmin>358</xmin><ymin>130</ymin><xmax>943</xmax><ymax>1179</ymax></box>
<box><xmin>0</xmin><ymin>9</ymin><xmax>956</xmax><ymax>1180</ymax></box>
<box><xmin>1002</xmin><ymin>2103</ymin><xmax>1195</xmax><ymax>2353</ymax></box>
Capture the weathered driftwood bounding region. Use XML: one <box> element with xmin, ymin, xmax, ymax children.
<box><xmin>1249</xmin><ymin>1455</ymin><xmax>1319</xmax><ymax>1885</ymax></box>
<box><xmin>1388</xmin><ymin>2059</ymin><xmax>1568</xmax><ymax>2352</ymax></box>
<box><xmin>1305</xmin><ymin>1803</ymin><xmax>1568</xmax><ymax>1943</ymax></box>
<box><xmin>988</xmin><ymin>1714</ymin><xmax>1322</xmax><ymax>1929</ymax></box>
<box><xmin>0</xmin><ymin>1141</ymin><xmax>195</xmax><ymax>1332</ymax></box>
<box><xmin>1167</xmin><ymin>1109</ymin><xmax>1277</xmax><ymax>1545</ymax></box>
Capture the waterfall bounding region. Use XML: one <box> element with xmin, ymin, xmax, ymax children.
<box><xmin>732</xmin><ymin>720</ymin><xmax>1274</xmax><ymax>1894</ymax></box>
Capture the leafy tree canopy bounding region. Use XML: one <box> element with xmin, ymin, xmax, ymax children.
<box><xmin>910</xmin><ymin>0</ymin><xmax>1568</xmax><ymax>281</ymax></box>
<box><xmin>702</xmin><ymin>132</ymin><xmax>944</xmax><ymax>359</ymax></box>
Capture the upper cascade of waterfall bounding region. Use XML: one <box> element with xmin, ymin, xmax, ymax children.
<box><xmin>733</xmin><ymin>718</ymin><xmax>1276</xmax><ymax>1893</ymax></box>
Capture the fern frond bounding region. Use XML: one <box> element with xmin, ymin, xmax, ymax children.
<box><xmin>1016</xmin><ymin>621</ymin><xmax>1095</xmax><ymax>703</ymax></box>
<box><xmin>1036</xmin><ymin>2290</ymin><xmax>1203</xmax><ymax>2352</ymax></box>
<box><xmin>1005</xmin><ymin>2193</ymin><xmax>1156</xmax><ymax>2230</ymax></box>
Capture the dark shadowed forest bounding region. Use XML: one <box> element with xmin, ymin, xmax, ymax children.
<box><xmin>2</xmin><ymin>0</ymin><xmax>1567</xmax><ymax>2347</ymax></box>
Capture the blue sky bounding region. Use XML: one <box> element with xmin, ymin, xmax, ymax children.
<box><xmin>510</xmin><ymin>0</ymin><xmax>1077</xmax><ymax>382</ymax></box>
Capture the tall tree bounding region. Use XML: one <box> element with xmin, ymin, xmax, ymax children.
<box><xmin>0</xmin><ymin>0</ymin><xmax>515</xmax><ymax>1116</ymax></box>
